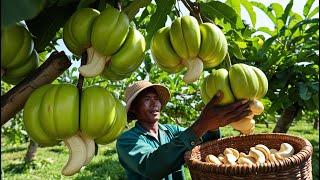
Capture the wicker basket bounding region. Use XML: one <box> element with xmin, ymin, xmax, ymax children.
<box><xmin>184</xmin><ymin>133</ymin><xmax>313</xmax><ymax>180</ymax></box>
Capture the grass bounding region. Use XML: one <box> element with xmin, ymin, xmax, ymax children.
<box><xmin>1</xmin><ymin>120</ymin><xmax>318</xmax><ymax>180</ymax></box>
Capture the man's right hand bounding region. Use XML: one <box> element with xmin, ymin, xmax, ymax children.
<box><xmin>190</xmin><ymin>91</ymin><xmax>253</xmax><ymax>138</ymax></box>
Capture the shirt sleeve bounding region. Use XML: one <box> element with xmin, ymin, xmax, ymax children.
<box><xmin>116</xmin><ymin>127</ymin><xmax>200</xmax><ymax>179</ymax></box>
<box><xmin>165</xmin><ymin>124</ymin><xmax>221</xmax><ymax>143</ymax></box>
<box><xmin>201</xmin><ymin>128</ymin><xmax>222</xmax><ymax>143</ymax></box>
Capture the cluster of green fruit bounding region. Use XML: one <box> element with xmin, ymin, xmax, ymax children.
<box><xmin>1</xmin><ymin>23</ymin><xmax>39</xmax><ymax>85</ymax></box>
<box><xmin>63</xmin><ymin>7</ymin><xmax>146</xmax><ymax>80</ymax></box>
<box><xmin>23</xmin><ymin>84</ymin><xmax>126</xmax><ymax>176</ymax></box>
<box><xmin>201</xmin><ymin>63</ymin><xmax>268</xmax><ymax>134</ymax></box>
<box><xmin>151</xmin><ymin>16</ymin><xmax>228</xmax><ymax>83</ymax></box>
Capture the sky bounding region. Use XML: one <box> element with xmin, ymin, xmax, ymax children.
<box><xmin>242</xmin><ymin>0</ymin><xmax>319</xmax><ymax>29</ymax></box>
<box><xmin>56</xmin><ymin>0</ymin><xmax>319</xmax><ymax>71</ymax></box>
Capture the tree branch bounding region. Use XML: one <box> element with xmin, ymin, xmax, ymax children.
<box><xmin>1</xmin><ymin>51</ymin><xmax>72</xmax><ymax>126</ymax></box>
<box><xmin>76</xmin><ymin>52</ymin><xmax>87</xmax><ymax>91</ymax></box>
<box><xmin>181</xmin><ymin>0</ymin><xmax>202</xmax><ymax>23</ymax></box>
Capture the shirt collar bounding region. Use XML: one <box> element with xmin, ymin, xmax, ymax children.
<box><xmin>134</xmin><ymin>121</ymin><xmax>168</xmax><ymax>135</ymax></box>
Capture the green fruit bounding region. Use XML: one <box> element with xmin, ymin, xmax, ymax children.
<box><xmin>23</xmin><ymin>84</ymin><xmax>60</xmax><ymax>146</ymax></box>
<box><xmin>150</xmin><ymin>27</ymin><xmax>184</xmax><ymax>73</ymax></box>
<box><xmin>200</xmin><ymin>64</ymin><xmax>268</xmax><ymax>104</ymax></box>
<box><xmin>101</xmin><ymin>67</ymin><xmax>131</xmax><ymax>81</ymax></box>
<box><xmin>80</xmin><ymin>86</ymin><xmax>117</xmax><ymax>139</ymax></box>
<box><xmin>91</xmin><ymin>7</ymin><xmax>129</xmax><ymax>56</ymax></box>
<box><xmin>39</xmin><ymin>84</ymin><xmax>79</xmax><ymax>139</ymax></box>
<box><xmin>258</xmin><ymin>38</ymin><xmax>264</xmax><ymax>47</ymax></box>
<box><xmin>251</xmin><ymin>66</ymin><xmax>268</xmax><ymax>99</ymax></box>
<box><xmin>105</xmin><ymin>27</ymin><xmax>145</xmax><ymax>75</ymax></box>
<box><xmin>200</xmin><ymin>69</ymin><xmax>235</xmax><ymax>105</ymax></box>
<box><xmin>199</xmin><ymin>23</ymin><xmax>228</xmax><ymax>68</ymax></box>
<box><xmin>2</xmin><ymin>50</ymin><xmax>39</xmax><ymax>85</ymax></box>
<box><xmin>63</xmin><ymin>8</ymin><xmax>100</xmax><ymax>56</ymax></box>
<box><xmin>229</xmin><ymin>63</ymin><xmax>259</xmax><ymax>100</ymax></box>
<box><xmin>95</xmin><ymin>98</ymin><xmax>127</xmax><ymax>144</ymax></box>
<box><xmin>170</xmin><ymin>16</ymin><xmax>201</xmax><ymax>60</ymax></box>
<box><xmin>1</xmin><ymin>23</ymin><xmax>34</xmax><ymax>69</ymax></box>
<box><xmin>99</xmin><ymin>25</ymin><xmax>146</xmax><ymax>81</ymax></box>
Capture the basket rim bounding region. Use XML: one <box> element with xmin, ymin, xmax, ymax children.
<box><xmin>184</xmin><ymin>133</ymin><xmax>313</xmax><ymax>176</ymax></box>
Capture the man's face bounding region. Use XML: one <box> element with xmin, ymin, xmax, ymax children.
<box><xmin>132</xmin><ymin>88</ymin><xmax>162</xmax><ymax>123</ymax></box>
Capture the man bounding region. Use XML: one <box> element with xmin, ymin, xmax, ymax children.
<box><xmin>116</xmin><ymin>80</ymin><xmax>252</xmax><ymax>180</ymax></box>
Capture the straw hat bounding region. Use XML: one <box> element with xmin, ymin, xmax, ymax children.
<box><xmin>124</xmin><ymin>80</ymin><xmax>170</xmax><ymax>121</ymax></box>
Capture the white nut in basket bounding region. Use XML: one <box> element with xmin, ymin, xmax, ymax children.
<box><xmin>225</xmin><ymin>153</ymin><xmax>237</xmax><ymax>165</ymax></box>
<box><xmin>276</xmin><ymin>143</ymin><xmax>294</xmax><ymax>158</ymax></box>
<box><xmin>270</xmin><ymin>149</ymin><xmax>278</xmax><ymax>154</ymax></box>
<box><xmin>255</xmin><ymin>144</ymin><xmax>271</xmax><ymax>160</ymax></box>
<box><xmin>249</xmin><ymin>147</ymin><xmax>266</xmax><ymax>164</ymax></box>
<box><xmin>205</xmin><ymin>154</ymin><xmax>222</xmax><ymax>165</ymax></box>
<box><xmin>268</xmin><ymin>153</ymin><xmax>278</xmax><ymax>162</ymax></box>
<box><xmin>238</xmin><ymin>156</ymin><xmax>255</xmax><ymax>165</ymax></box>
<box><xmin>223</xmin><ymin>148</ymin><xmax>240</xmax><ymax>159</ymax></box>
<box><xmin>218</xmin><ymin>153</ymin><xmax>224</xmax><ymax>162</ymax></box>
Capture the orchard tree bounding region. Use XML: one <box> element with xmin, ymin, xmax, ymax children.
<box><xmin>246</xmin><ymin>0</ymin><xmax>319</xmax><ymax>133</ymax></box>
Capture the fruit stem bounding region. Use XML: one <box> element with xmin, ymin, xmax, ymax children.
<box><xmin>225</xmin><ymin>53</ymin><xmax>232</xmax><ymax>70</ymax></box>
<box><xmin>77</xmin><ymin>52</ymin><xmax>87</xmax><ymax>92</ymax></box>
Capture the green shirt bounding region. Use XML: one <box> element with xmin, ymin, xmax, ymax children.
<box><xmin>116</xmin><ymin>121</ymin><xmax>221</xmax><ymax>180</ymax></box>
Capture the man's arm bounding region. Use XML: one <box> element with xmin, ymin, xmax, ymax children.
<box><xmin>116</xmin><ymin>128</ymin><xmax>200</xmax><ymax>179</ymax></box>
<box><xmin>170</xmin><ymin>124</ymin><xmax>221</xmax><ymax>143</ymax></box>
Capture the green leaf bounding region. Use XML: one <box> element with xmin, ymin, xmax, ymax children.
<box><xmin>298</xmin><ymin>83</ymin><xmax>312</xmax><ymax>100</ymax></box>
<box><xmin>26</xmin><ymin>2</ymin><xmax>78</xmax><ymax>52</ymax></box>
<box><xmin>226</xmin><ymin>0</ymin><xmax>241</xmax><ymax>15</ymax></box>
<box><xmin>258</xmin><ymin>27</ymin><xmax>276</xmax><ymax>36</ymax></box>
<box><xmin>270</xmin><ymin>3</ymin><xmax>284</xmax><ymax>19</ymax></box>
<box><xmin>145</xmin><ymin>0</ymin><xmax>174</xmax><ymax>49</ymax></box>
<box><xmin>137</xmin><ymin>6</ymin><xmax>150</xmax><ymax>24</ymax></box>
<box><xmin>269</xmin><ymin>3</ymin><xmax>285</xmax><ymax>29</ymax></box>
<box><xmin>200</xmin><ymin>1</ymin><xmax>243</xmax><ymax>29</ymax></box>
<box><xmin>281</xmin><ymin>0</ymin><xmax>293</xmax><ymax>25</ymax></box>
<box><xmin>288</xmin><ymin>12</ymin><xmax>303</xmax><ymax>29</ymax></box>
<box><xmin>1</xmin><ymin>0</ymin><xmax>46</xmax><ymax>28</ymax></box>
<box><xmin>251</xmin><ymin>1</ymin><xmax>277</xmax><ymax>25</ymax></box>
<box><xmin>312</xmin><ymin>93</ymin><xmax>319</xmax><ymax>108</ymax></box>
<box><xmin>124</xmin><ymin>0</ymin><xmax>152</xmax><ymax>20</ymax></box>
<box><xmin>290</xmin><ymin>18</ymin><xmax>319</xmax><ymax>35</ymax></box>
<box><xmin>303</xmin><ymin>0</ymin><xmax>315</xmax><ymax>17</ymax></box>
<box><xmin>305</xmin><ymin>24</ymin><xmax>319</xmax><ymax>33</ymax></box>
<box><xmin>228</xmin><ymin>43</ymin><xmax>246</xmax><ymax>60</ymax></box>
<box><xmin>144</xmin><ymin>53</ymin><xmax>152</xmax><ymax>73</ymax></box>
<box><xmin>257</xmin><ymin>35</ymin><xmax>279</xmax><ymax>56</ymax></box>
<box><xmin>240</xmin><ymin>0</ymin><xmax>256</xmax><ymax>27</ymax></box>
<box><xmin>235</xmin><ymin>41</ymin><xmax>247</xmax><ymax>48</ymax></box>
<box><xmin>307</xmin><ymin>7</ymin><xmax>319</xmax><ymax>18</ymax></box>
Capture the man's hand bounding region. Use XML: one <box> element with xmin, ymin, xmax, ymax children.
<box><xmin>191</xmin><ymin>91</ymin><xmax>253</xmax><ymax>138</ymax></box>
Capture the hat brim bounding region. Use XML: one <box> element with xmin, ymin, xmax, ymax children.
<box><xmin>126</xmin><ymin>84</ymin><xmax>170</xmax><ymax>121</ymax></box>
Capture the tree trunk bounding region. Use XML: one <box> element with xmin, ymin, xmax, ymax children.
<box><xmin>314</xmin><ymin>118</ymin><xmax>319</xmax><ymax>130</ymax></box>
<box><xmin>24</xmin><ymin>139</ymin><xmax>38</xmax><ymax>164</ymax></box>
<box><xmin>273</xmin><ymin>103</ymin><xmax>300</xmax><ymax>133</ymax></box>
<box><xmin>1</xmin><ymin>51</ymin><xmax>71</xmax><ymax>126</ymax></box>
